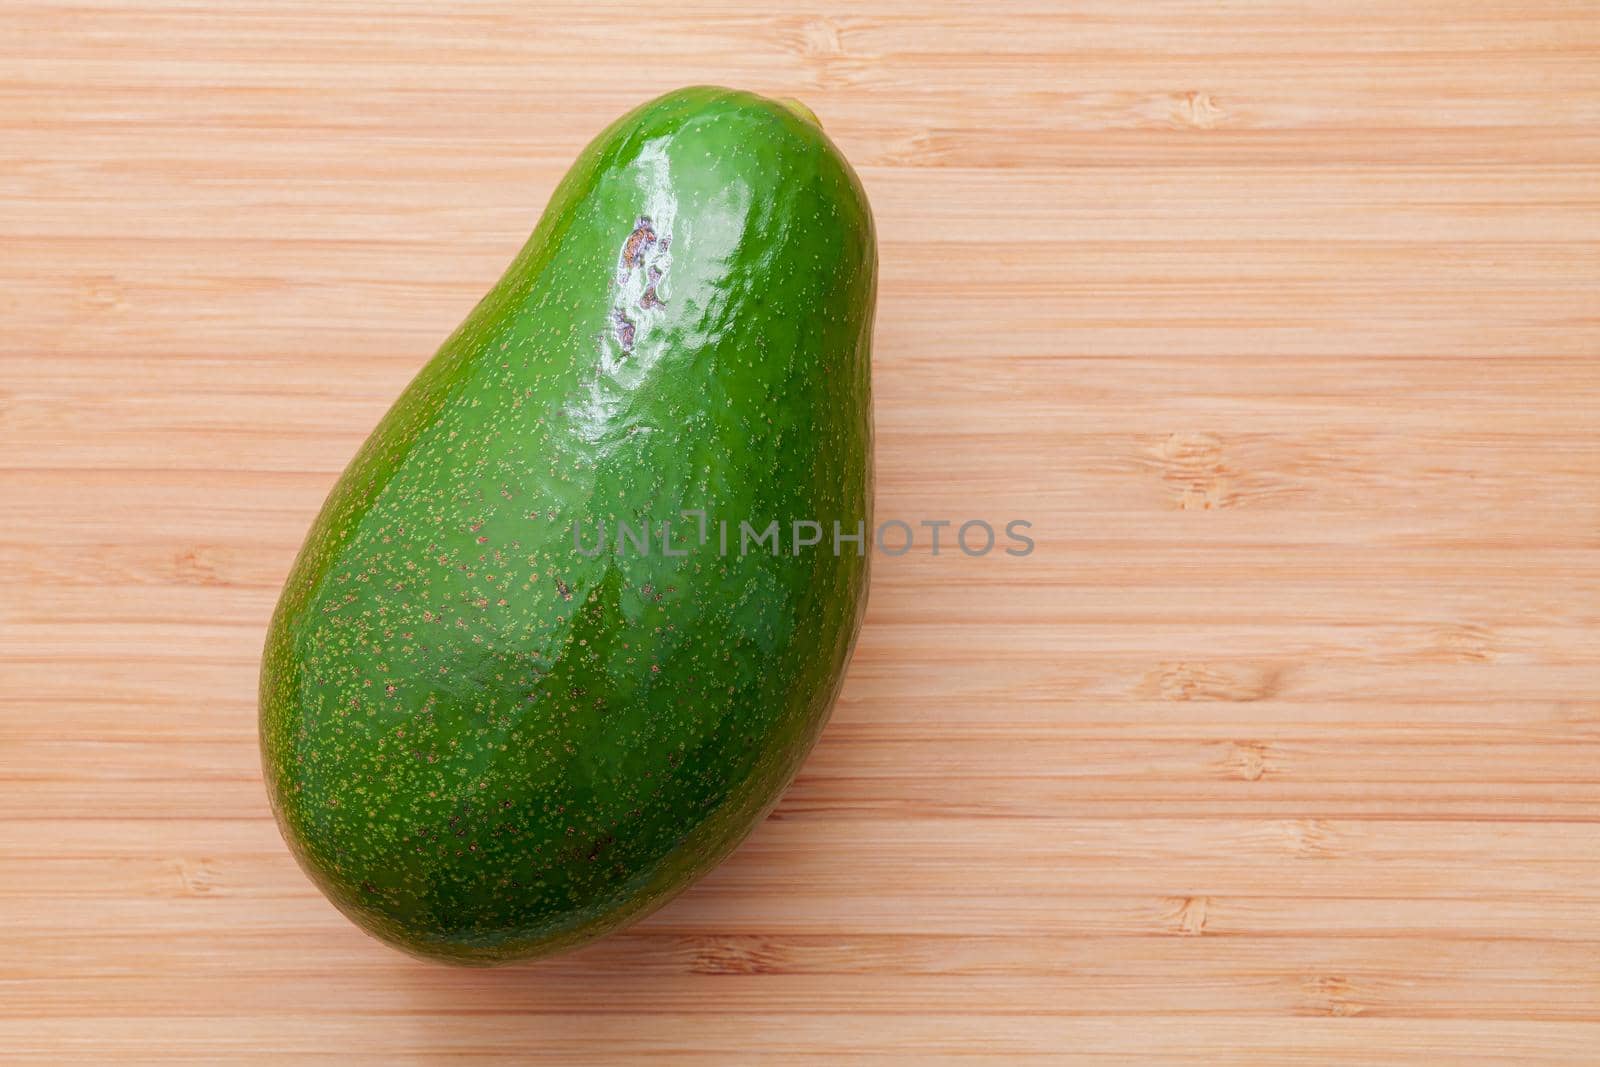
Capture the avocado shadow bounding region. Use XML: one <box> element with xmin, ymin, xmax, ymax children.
<box><xmin>379</xmin><ymin>792</ymin><xmax>839</xmax><ymax>1050</ymax></box>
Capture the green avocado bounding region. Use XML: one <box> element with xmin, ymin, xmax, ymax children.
<box><xmin>259</xmin><ymin>87</ymin><xmax>876</xmax><ymax>964</ymax></box>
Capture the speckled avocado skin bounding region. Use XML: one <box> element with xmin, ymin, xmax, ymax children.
<box><xmin>259</xmin><ymin>87</ymin><xmax>875</xmax><ymax>964</ymax></box>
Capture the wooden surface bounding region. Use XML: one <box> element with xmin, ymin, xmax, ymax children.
<box><xmin>4</xmin><ymin>1</ymin><xmax>1599</xmax><ymax>1062</ymax></box>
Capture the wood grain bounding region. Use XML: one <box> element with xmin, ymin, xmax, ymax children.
<box><xmin>3</xmin><ymin>1</ymin><xmax>1598</xmax><ymax>1062</ymax></box>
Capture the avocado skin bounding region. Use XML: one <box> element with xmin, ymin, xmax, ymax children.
<box><xmin>258</xmin><ymin>87</ymin><xmax>875</xmax><ymax>964</ymax></box>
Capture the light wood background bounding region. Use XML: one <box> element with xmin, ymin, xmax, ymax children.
<box><xmin>4</xmin><ymin>1</ymin><xmax>1599</xmax><ymax>1063</ymax></box>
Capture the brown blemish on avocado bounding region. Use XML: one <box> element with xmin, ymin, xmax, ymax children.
<box><xmin>640</xmin><ymin>265</ymin><xmax>665</xmax><ymax>309</ymax></box>
<box><xmin>613</xmin><ymin>310</ymin><xmax>636</xmax><ymax>352</ymax></box>
<box><xmin>621</xmin><ymin>216</ymin><xmax>656</xmax><ymax>272</ymax></box>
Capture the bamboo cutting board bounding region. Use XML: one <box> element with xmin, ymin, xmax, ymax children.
<box><xmin>3</xmin><ymin>1</ymin><xmax>1599</xmax><ymax>1062</ymax></box>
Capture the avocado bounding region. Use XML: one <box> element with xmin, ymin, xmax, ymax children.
<box><xmin>259</xmin><ymin>87</ymin><xmax>876</xmax><ymax>964</ymax></box>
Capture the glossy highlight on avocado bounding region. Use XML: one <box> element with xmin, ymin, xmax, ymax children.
<box><xmin>259</xmin><ymin>87</ymin><xmax>876</xmax><ymax>964</ymax></box>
